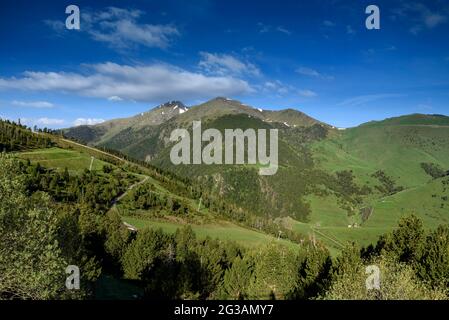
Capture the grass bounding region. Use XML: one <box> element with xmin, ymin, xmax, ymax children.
<box><xmin>122</xmin><ymin>215</ymin><xmax>300</xmax><ymax>251</ymax></box>
<box><xmin>17</xmin><ymin>147</ymin><xmax>111</xmax><ymax>174</ymax></box>
<box><xmin>314</xmin><ymin>124</ymin><xmax>449</xmax><ymax>188</ymax></box>
<box><xmin>16</xmin><ymin>118</ymin><xmax>449</xmax><ymax>256</ymax></box>
<box><xmin>368</xmin><ymin>177</ymin><xmax>449</xmax><ymax>229</ymax></box>
<box><xmin>293</xmin><ymin>177</ymin><xmax>449</xmax><ymax>251</ymax></box>
<box><xmin>298</xmin><ymin>121</ymin><xmax>449</xmax><ymax>251</ymax></box>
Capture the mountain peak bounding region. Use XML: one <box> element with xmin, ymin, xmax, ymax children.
<box><xmin>214</xmin><ymin>96</ymin><xmax>236</xmax><ymax>102</ymax></box>
<box><xmin>156</xmin><ymin>100</ymin><xmax>188</xmax><ymax>110</ymax></box>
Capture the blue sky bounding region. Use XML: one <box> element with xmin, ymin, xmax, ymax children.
<box><xmin>0</xmin><ymin>0</ymin><xmax>448</xmax><ymax>128</ymax></box>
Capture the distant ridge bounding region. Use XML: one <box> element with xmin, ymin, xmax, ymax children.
<box><xmin>361</xmin><ymin>113</ymin><xmax>449</xmax><ymax>127</ymax></box>
<box><xmin>63</xmin><ymin>97</ymin><xmax>327</xmax><ymax>145</ymax></box>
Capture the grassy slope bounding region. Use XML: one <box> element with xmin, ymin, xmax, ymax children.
<box><xmin>314</xmin><ymin>124</ymin><xmax>449</xmax><ymax>187</ymax></box>
<box><xmin>122</xmin><ymin>215</ymin><xmax>299</xmax><ymax>251</ymax></box>
<box><xmin>20</xmin><ymin>115</ymin><xmax>449</xmax><ymax>254</ymax></box>
<box><xmin>17</xmin><ymin>147</ymin><xmax>111</xmax><ymax>174</ymax></box>
<box><xmin>17</xmin><ymin>144</ymin><xmax>300</xmax><ymax>251</ymax></box>
<box><xmin>101</xmin><ymin>113</ymin><xmax>449</xmax><ymax>252</ymax></box>
<box><xmin>300</xmin><ymin>120</ymin><xmax>449</xmax><ymax>249</ymax></box>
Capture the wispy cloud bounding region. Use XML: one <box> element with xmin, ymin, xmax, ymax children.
<box><xmin>11</xmin><ymin>100</ymin><xmax>55</xmax><ymax>108</ymax></box>
<box><xmin>263</xmin><ymin>80</ymin><xmax>290</xmax><ymax>95</ymax></box>
<box><xmin>296</xmin><ymin>67</ymin><xmax>334</xmax><ymax>80</ymax></box>
<box><xmin>391</xmin><ymin>2</ymin><xmax>448</xmax><ymax>35</ymax></box>
<box><xmin>261</xmin><ymin>80</ymin><xmax>316</xmax><ymax>98</ymax></box>
<box><xmin>108</xmin><ymin>96</ymin><xmax>123</xmax><ymax>102</ymax></box>
<box><xmin>362</xmin><ymin>46</ymin><xmax>397</xmax><ymax>56</ymax></box>
<box><xmin>45</xmin><ymin>7</ymin><xmax>180</xmax><ymax>50</ymax></box>
<box><xmin>0</xmin><ymin>62</ymin><xmax>253</xmax><ymax>103</ymax></box>
<box><xmin>337</xmin><ymin>93</ymin><xmax>405</xmax><ymax>107</ymax></box>
<box><xmin>199</xmin><ymin>52</ymin><xmax>261</xmax><ymax>77</ymax></box>
<box><xmin>276</xmin><ymin>26</ymin><xmax>291</xmax><ymax>35</ymax></box>
<box><xmin>298</xmin><ymin>89</ymin><xmax>317</xmax><ymax>98</ymax></box>
<box><xmin>323</xmin><ymin>20</ymin><xmax>336</xmax><ymax>27</ymax></box>
<box><xmin>423</xmin><ymin>13</ymin><xmax>447</xmax><ymax>28</ymax></box>
<box><xmin>257</xmin><ymin>22</ymin><xmax>291</xmax><ymax>35</ymax></box>
<box><xmin>43</xmin><ymin>20</ymin><xmax>66</xmax><ymax>34</ymax></box>
<box><xmin>73</xmin><ymin>118</ymin><xmax>105</xmax><ymax>126</ymax></box>
<box><xmin>21</xmin><ymin>117</ymin><xmax>65</xmax><ymax>126</ymax></box>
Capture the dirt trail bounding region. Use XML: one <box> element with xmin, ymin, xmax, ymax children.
<box><xmin>116</xmin><ymin>176</ymin><xmax>149</xmax><ymax>202</ymax></box>
<box><xmin>60</xmin><ymin>138</ymin><xmax>126</xmax><ymax>163</ymax></box>
<box><xmin>311</xmin><ymin>227</ymin><xmax>345</xmax><ymax>249</ymax></box>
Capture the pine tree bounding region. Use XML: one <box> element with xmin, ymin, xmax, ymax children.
<box><xmin>0</xmin><ymin>154</ymin><xmax>67</xmax><ymax>299</ymax></box>
<box><xmin>220</xmin><ymin>256</ymin><xmax>254</xmax><ymax>299</ymax></box>
<box><xmin>417</xmin><ymin>225</ymin><xmax>449</xmax><ymax>288</ymax></box>
<box><xmin>247</xmin><ymin>243</ymin><xmax>298</xmax><ymax>299</ymax></box>
<box><xmin>377</xmin><ymin>214</ymin><xmax>425</xmax><ymax>264</ymax></box>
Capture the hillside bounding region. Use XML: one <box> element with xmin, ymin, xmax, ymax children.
<box><xmin>313</xmin><ymin>114</ymin><xmax>449</xmax><ymax>187</ymax></box>
<box><xmin>2</xmin><ymin>112</ymin><xmax>449</xmax><ymax>301</ymax></box>
<box><xmin>63</xmin><ymin>101</ymin><xmax>188</xmax><ymax>146</ymax></box>
<box><xmin>2</xmin><ymin>119</ymin><xmax>303</xmax><ymax>249</ymax></box>
<box><xmin>62</xmin><ymin>103</ymin><xmax>449</xmax><ymax>253</ymax></box>
<box><xmin>306</xmin><ymin>113</ymin><xmax>449</xmax><ymax>250</ymax></box>
<box><xmin>362</xmin><ymin>113</ymin><xmax>449</xmax><ymax>127</ymax></box>
<box><xmin>64</xmin><ymin>97</ymin><xmax>324</xmax><ymax>151</ymax></box>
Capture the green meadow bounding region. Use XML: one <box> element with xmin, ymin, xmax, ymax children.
<box><xmin>17</xmin><ymin>147</ymin><xmax>112</xmax><ymax>174</ymax></box>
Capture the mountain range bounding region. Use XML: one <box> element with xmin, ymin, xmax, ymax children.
<box><xmin>64</xmin><ymin>97</ymin><xmax>449</xmax><ymax>251</ymax></box>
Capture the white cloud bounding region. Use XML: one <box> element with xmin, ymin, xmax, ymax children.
<box><xmin>296</xmin><ymin>67</ymin><xmax>334</xmax><ymax>80</ymax></box>
<box><xmin>264</xmin><ymin>81</ymin><xmax>277</xmax><ymax>89</ymax></box>
<box><xmin>45</xmin><ymin>7</ymin><xmax>179</xmax><ymax>49</ymax></box>
<box><xmin>262</xmin><ymin>80</ymin><xmax>316</xmax><ymax>98</ymax></box>
<box><xmin>11</xmin><ymin>100</ymin><xmax>55</xmax><ymax>108</ymax></box>
<box><xmin>73</xmin><ymin>118</ymin><xmax>105</xmax><ymax>126</ymax></box>
<box><xmin>0</xmin><ymin>62</ymin><xmax>253</xmax><ymax>103</ymax></box>
<box><xmin>37</xmin><ymin>118</ymin><xmax>65</xmax><ymax>125</ymax></box>
<box><xmin>298</xmin><ymin>89</ymin><xmax>317</xmax><ymax>98</ymax></box>
<box><xmin>89</xmin><ymin>20</ymin><xmax>179</xmax><ymax>49</ymax></box>
<box><xmin>199</xmin><ymin>52</ymin><xmax>261</xmax><ymax>77</ymax></box>
<box><xmin>257</xmin><ymin>22</ymin><xmax>271</xmax><ymax>33</ymax></box>
<box><xmin>108</xmin><ymin>95</ymin><xmax>123</xmax><ymax>101</ymax></box>
<box><xmin>296</xmin><ymin>67</ymin><xmax>321</xmax><ymax>78</ymax></box>
<box><xmin>276</xmin><ymin>26</ymin><xmax>291</xmax><ymax>35</ymax></box>
<box><xmin>263</xmin><ymin>80</ymin><xmax>290</xmax><ymax>95</ymax></box>
<box><xmin>21</xmin><ymin>117</ymin><xmax>65</xmax><ymax>126</ymax></box>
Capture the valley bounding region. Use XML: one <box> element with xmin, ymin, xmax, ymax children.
<box><xmin>63</xmin><ymin>98</ymin><xmax>449</xmax><ymax>254</ymax></box>
<box><xmin>2</xmin><ymin>99</ymin><xmax>449</xmax><ymax>300</ymax></box>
